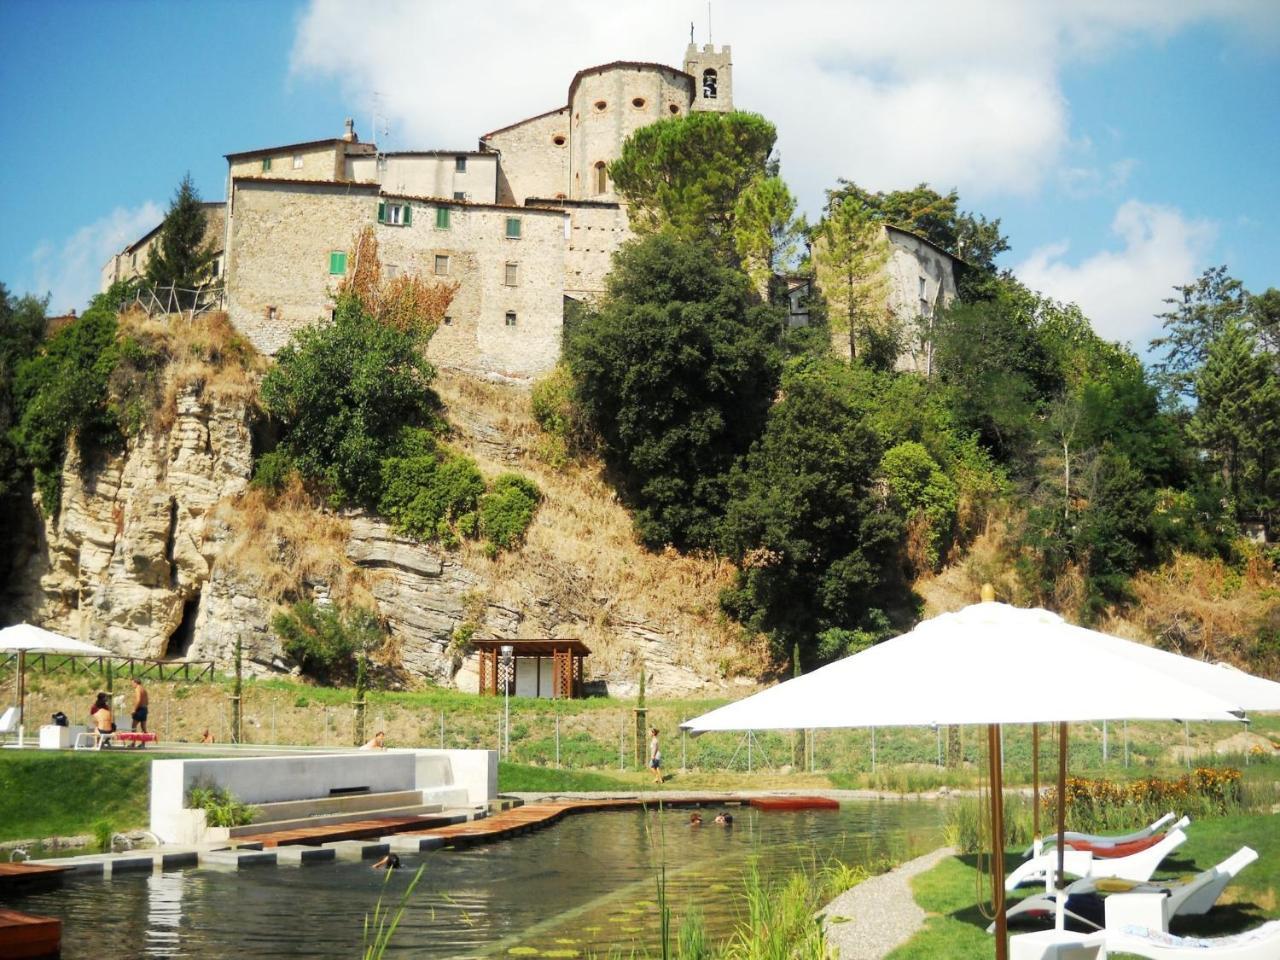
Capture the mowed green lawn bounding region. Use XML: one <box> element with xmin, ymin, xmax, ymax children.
<box><xmin>0</xmin><ymin>751</ymin><xmax>155</xmax><ymax>842</ymax></box>
<box><xmin>887</xmin><ymin>812</ymin><xmax>1280</xmax><ymax>959</ymax></box>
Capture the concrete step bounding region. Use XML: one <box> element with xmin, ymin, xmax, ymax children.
<box><xmin>242</xmin><ymin>789</ymin><xmax>427</xmax><ymax>824</ymax></box>
<box><xmin>227</xmin><ymin>802</ymin><xmax>446</xmax><ymax>838</ymax></box>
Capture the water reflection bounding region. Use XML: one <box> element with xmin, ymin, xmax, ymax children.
<box><xmin>145</xmin><ymin>872</ymin><xmax>185</xmax><ymax>956</ymax></box>
<box><xmin>11</xmin><ymin>802</ymin><xmax>943</xmax><ymax>959</ymax></box>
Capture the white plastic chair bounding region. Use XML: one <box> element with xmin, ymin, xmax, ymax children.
<box><xmin>998</xmin><ymin>846</ymin><xmax>1257</xmax><ymax>933</ymax></box>
<box><xmin>1104</xmin><ymin>920</ymin><xmax>1280</xmax><ymax>959</ymax></box>
<box><xmin>1006</xmin><ymin>829</ymin><xmax>1187</xmax><ymax>891</ymax></box>
<box><xmin>0</xmin><ymin>706</ymin><xmax>19</xmax><ymax>743</ymax></box>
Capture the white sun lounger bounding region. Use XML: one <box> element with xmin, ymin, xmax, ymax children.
<box><xmin>997</xmin><ymin>846</ymin><xmax>1257</xmax><ymax>933</ymax></box>
<box><xmin>1104</xmin><ymin>921</ymin><xmax>1280</xmax><ymax>960</ymax></box>
<box><xmin>1006</xmin><ymin>829</ymin><xmax>1187</xmax><ymax>892</ymax></box>
<box><xmin>1027</xmin><ymin>814</ymin><xmax>1187</xmax><ymax>856</ymax></box>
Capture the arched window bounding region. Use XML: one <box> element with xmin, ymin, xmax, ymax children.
<box><xmin>594</xmin><ymin>161</ymin><xmax>607</xmax><ymax>195</ymax></box>
<box><xmin>702</xmin><ymin>69</ymin><xmax>718</xmax><ymax>99</ymax></box>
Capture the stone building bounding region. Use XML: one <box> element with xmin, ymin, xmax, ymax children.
<box><xmin>101</xmin><ymin>202</ymin><xmax>226</xmax><ymax>291</ymax></box>
<box><xmin>101</xmin><ymin>41</ymin><xmax>959</xmax><ymax>378</ymax></box>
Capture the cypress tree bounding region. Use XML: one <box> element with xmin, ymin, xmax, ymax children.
<box><xmin>146</xmin><ymin>173</ymin><xmax>213</xmax><ymax>289</ymax></box>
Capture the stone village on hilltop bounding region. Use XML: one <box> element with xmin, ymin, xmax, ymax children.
<box><xmin>102</xmin><ymin>43</ymin><xmax>962</xmax><ymax>379</ymax></box>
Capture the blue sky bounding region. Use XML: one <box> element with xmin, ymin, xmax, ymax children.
<box><xmin>2</xmin><ymin>0</ymin><xmax>1277</xmax><ymax>353</ymax></box>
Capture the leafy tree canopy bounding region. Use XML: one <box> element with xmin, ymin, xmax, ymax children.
<box><xmin>609</xmin><ymin>111</ymin><xmax>778</xmax><ymax>259</ymax></box>
<box><xmin>145</xmin><ymin>173</ymin><xmax>215</xmax><ymax>289</ymax></box>
<box><xmin>566</xmin><ymin>233</ymin><xmax>784</xmax><ymax>548</ymax></box>
<box><xmin>1150</xmin><ymin>265</ymin><xmax>1251</xmax><ymax>401</ymax></box>
<box><xmin>259</xmin><ymin>292</ymin><xmax>441</xmax><ymax>507</ymax></box>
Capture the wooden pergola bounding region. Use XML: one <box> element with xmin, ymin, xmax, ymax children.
<box><xmin>473</xmin><ymin>639</ymin><xmax>591</xmax><ymax>700</ymax></box>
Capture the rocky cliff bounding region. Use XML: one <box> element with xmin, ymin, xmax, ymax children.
<box><xmin>2</xmin><ymin>326</ymin><xmax>760</xmax><ymax>696</ymax></box>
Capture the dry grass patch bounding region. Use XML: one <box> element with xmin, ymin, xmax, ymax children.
<box><xmin>436</xmin><ymin>369</ymin><xmax>771</xmax><ymax>681</ymax></box>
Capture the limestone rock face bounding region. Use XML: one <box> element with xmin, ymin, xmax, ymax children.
<box><xmin>4</xmin><ymin>368</ymin><xmax>747</xmax><ymax>696</ymax></box>
<box><xmin>9</xmin><ymin>383</ymin><xmax>253</xmax><ymax>658</ymax></box>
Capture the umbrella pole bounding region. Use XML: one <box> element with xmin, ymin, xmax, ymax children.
<box><xmin>16</xmin><ymin>649</ymin><xmax>26</xmax><ymax>747</ymax></box>
<box><xmin>987</xmin><ymin>723</ymin><xmax>1008</xmax><ymax>960</ymax></box>
<box><xmin>1032</xmin><ymin>722</ymin><xmax>1040</xmax><ymax>847</ymax></box>
<box><xmin>1055</xmin><ymin>720</ymin><xmax>1068</xmax><ymax>930</ymax></box>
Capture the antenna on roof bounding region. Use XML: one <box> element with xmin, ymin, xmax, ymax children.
<box><xmin>690</xmin><ymin>21</ymin><xmax>694</xmax><ymax>44</ymax></box>
<box><xmin>708</xmin><ymin>1</ymin><xmax>712</xmax><ymax>44</ymax></box>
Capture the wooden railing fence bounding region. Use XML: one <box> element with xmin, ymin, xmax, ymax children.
<box><xmin>0</xmin><ymin>653</ymin><xmax>216</xmax><ymax>683</ymax></box>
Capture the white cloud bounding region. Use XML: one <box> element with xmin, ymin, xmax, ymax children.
<box><xmin>1015</xmin><ymin>200</ymin><xmax>1217</xmax><ymax>346</ymax></box>
<box><xmin>290</xmin><ymin>0</ymin><xmax>1278</xmax><ymax>214</ymax></box>
<box><xmin>29</xmin><ymin>202</ymin><xmax>162</xmax><ymax>314</ymax></box>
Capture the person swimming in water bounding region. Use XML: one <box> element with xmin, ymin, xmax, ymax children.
<box><xmin>371</xmin><ymin>853</ymin><xmax>401</xmax><ymax>870</ymax></box>
<box><xmin>689</xmin><ymin>812</ymin><xmax>703</xmax><ymax>826</ymax></box>
<box><xmin>714</xmin><ymin>813</ymin><xmax>733</xmax><ymax>825</ymax></box>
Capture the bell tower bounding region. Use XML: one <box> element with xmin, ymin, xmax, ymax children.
<box><xmin>683</xmin><ymin>43</ymin><xmax>733</xmax><ymax>113</ymax></box>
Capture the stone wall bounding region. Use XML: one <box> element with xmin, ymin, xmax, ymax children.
<box><xmin>227</xmin><ymin>178</ymin><xmax>567</xmax><ymax>377</ymax></box>
<box><xmin>484</xmin><ymin>107</ymin><xmax>571</xmax><ymax>206</ymax></box>
<box><xmin>346</xmin><ymin>153</ymin><xmax>500</xmax><ymax>204</ymax></box>
<box><xmin>225</xmin><ymin>179</ymin><xmax>376</xmax><ymax>354</ymax></box>
<box><xmin>568</xmin><ymin>64</ymin><xmax>693</xmax><ymax>201</ymax></box>
<box><xmin>564</xmin><ymin>202</ymin><xmax>631</xmax><ymax>298</ymax></box>
<box><xmin>101</xmin><ymin>204</ymin><xmax>227</xmax><ymax>293</ymax></box>
<box><xmin>228</xmin><ymin>142</ymin><xmax>345</xmax><ymax>182</ymax></box>
<box><xmin>883</xmin><ymin>226</ymin><xmax>959</xmax><ymax>374</ymax></box>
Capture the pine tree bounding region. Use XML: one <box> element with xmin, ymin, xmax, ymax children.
<box><xmin>813</xmin><ymin>199</ymin><xmax>891</xmax><ymax>364</ymax></box>
<box><xmin>145</xmin><ymin>173</ymin><xmax>213</xmax><ymax>289</ymax></box>
<box><xmin>1190</xmin><ymin>319</ymin><xmax>1280</xmax><ymax>518</ymax></box>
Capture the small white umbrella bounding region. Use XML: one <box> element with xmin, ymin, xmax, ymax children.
<box><xmin>682</xmin><ymin>600</ymin><xmax>1280</xmax><ymax>959</ymax></box>
<box><xmin>1</xmin><ymin>623</ymin><xmax>112</xmax><ymax>746</ymax></box>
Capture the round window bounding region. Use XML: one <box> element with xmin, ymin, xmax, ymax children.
<box><xmin>632</xmin><ymin>97</ymin><xmax>646</xmax><ymax>108</ymax></box>
<box><xmin>552</xmin><ymin>134</ymin><xmax>566</xmax><ymax>146</ymax></box>
<box><xmin>594</xmin><ymin>100</ymin><xmax>607</xmax><ymax>111</ymax></box>
<box><xmin>668</xmin><ymin>104</ymin><xmax>680</xmax><ymax>115</ymax></box>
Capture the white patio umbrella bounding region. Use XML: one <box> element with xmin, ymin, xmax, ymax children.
<box><xmin>1</xmin><ymin>623</ymin><xmax>112</xmax><ymax>747</ymax></box>
<box><xmin>681</xmin><ymin>599</ymin><xmax>1280</xmax><ymax>960</ymax></box>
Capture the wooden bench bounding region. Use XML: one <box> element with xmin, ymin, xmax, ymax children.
<box><xmin>74</xmin><ymin>731</ymin><xmax>158</xmax><ymax>750</ymax></box>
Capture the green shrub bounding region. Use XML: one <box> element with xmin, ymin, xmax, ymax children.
<box><xmin>10</xmin><ymin>293</ymin><xmax>125</xmax><ymax>514</ymax></box>
<box><xmin>530</xmin><ymin>364</ymin><xmax>593</xmax><ymax>465</ymax></box>
<box><xmin>271</xmin><ymin>600</ymin><xmax>385</xmax><ymax>684</ymax></box>
<box><xmin>93</xmin><ymin>819</ymin><xmax>114</xmax><ymax>852</ymax></box>
<box><xmin>880</xmin><ymin>440</ymin><xmax>958</xmax><ymax>570</ymax></box>
<box><xmin>478</xmin><ymin>473</ymin><xmax>542</xmax><ymax>549</ymax></box>
<box><xmin>251</xmin><ymin>450</ymin><xmax>296</xmax><ymax>493</ymax></box>
<box><xmin>186</xmin><ymin>782</ymin><xmax>257</xmax><ymax>827</ymax></box>
<box><xmin>379</xmin><ymin>428</ymin><xmax>485</xmax><ymax>540</ymax></box>
<box><xmin>259</xmin><ymin>293</ymin><xmax>440</xmax><ymax>506</ymax></box>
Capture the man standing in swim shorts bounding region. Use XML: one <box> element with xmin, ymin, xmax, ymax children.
<box><xmin>130</xmin><ymin>677</ymin><xmax>149</xmax><ymax>734</ymax></box>
<box><xmin>649</xmin><ymin>727</ymin><xmax>662</xmax><ymax>784</ymax></box>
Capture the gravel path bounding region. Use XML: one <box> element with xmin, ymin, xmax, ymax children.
<box><xmin>820</xmin><ymin>846</ymin><xmax>955</xmax><ymax>960</ymax></box>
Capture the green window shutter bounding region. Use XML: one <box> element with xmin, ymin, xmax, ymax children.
<box><xmin>403</xmin><ymin>204</ymin><xmax>412</xmax><ymax>226</ymax></box>
<box><xmin>436</xmin><ymin>206</ymin><xmax>450</xmax><ymax>229</ymax></box>
<box><xmin>506</xmin><ymin>217</ymin><xmax>520</xmax><ymax>238</ymax></box>
<box><xmin>329</xmin><ymin>251</ymin><xmax>347</xmax><ymax>275</ymax></box>
<box><xmin>262</xmin><ymin>157</ymin><xmax>271</xmax><ymax>172</ymax></box>
<box><xmin>377</xmin><ymin>202</ymin><xmax>386</xmax><ymax>224</ymax></box>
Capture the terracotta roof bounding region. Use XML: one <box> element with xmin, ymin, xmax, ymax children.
<box><xmin>568</xmin><ymin>61</ymin><xmax>693</xmax><ymax>104</ymax></box>
<box><xmin>381</xmin><ymin>149</ymin><xmax>495</xmax><ymax>158</ymax></box>
<box><xmin>224</xmin><ymin>138</ymin><xmax>377</xmax><ymax>161</ymax></box>
<box><xmin>481</xmin><ymin>105</ymin><xmax>570</xmax><ymax>141</ymax></box>
<box><xmin>232</xmin><ymin>175</ymin><xmax>379</xmax><ymax>191</ymax></box>
<box><xmin>378</xmin><ymin>190</ymin><xmax>565</xmax><ymax>215</ymax></box>
<box><xmin>525</xmin><ymin>197</ymin><xmax>621</xmax><ymax>211</ymax></box>
<box><xmin>470</xmin><ymin>638</ymin><xmax>592</xmax><ymax>657</ymax></box>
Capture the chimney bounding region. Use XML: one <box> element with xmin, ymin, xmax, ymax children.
<box><xmin>343</xmin><ymin>117</ymin><xmax>357</xmax><ymax>143</ymax></box>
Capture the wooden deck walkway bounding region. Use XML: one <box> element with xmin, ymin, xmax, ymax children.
<box><xmin>0</xmin><ymin>909</ymin><xmax>61</xmax><ymax>959</ymax></box>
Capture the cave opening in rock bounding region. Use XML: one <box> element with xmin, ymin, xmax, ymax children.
<box><xmin>166</xmin><ymin>594</ymin><xmax>200</xmax><ymax>659</ymax></box>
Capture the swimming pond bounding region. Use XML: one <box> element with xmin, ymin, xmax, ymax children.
<box><xmin>11</xmin><ymin>801</ymin><xmax>945</xmax><ymax>958</ymax></box>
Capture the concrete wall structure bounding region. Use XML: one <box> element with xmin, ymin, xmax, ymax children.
<box><xmin>149</xmin><ymin>749</ymin><xmax>498</xmax><ymax>843</ymax></box>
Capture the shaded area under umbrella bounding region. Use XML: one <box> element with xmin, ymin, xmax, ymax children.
<box><xmin>682</xmin><ymin>598</ymin><xmax>1280</xmax><ymax>959</ymax></box>
<box><xmin>1</xmin><ymin>622</ymin><xmax>112</xmax><ymax>747</ymax></box>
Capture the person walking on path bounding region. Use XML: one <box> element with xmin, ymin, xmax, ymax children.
<box><xmin>130</xmin><ymin>678</ymin><xmax>149</xmax><ymax>734</ymax></box>
<box><xmin>649</xmin><ymin>727</ymin><xmax>663</xmax><ymax>784</ymax></box>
